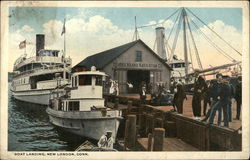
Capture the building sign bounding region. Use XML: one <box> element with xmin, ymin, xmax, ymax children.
<box><xmin>114</xmin><ymin>62</ymin><xmax>162</xmax><ymax>69</ymax></box>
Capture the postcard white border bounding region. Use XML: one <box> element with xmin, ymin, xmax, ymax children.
<box><xmin>1</xmin><ymin>1</ymin><xmax>249</xmax><ymax>160</ymax></box>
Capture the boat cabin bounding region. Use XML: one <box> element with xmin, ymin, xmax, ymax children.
<box><xmin>51</xmin><ymin>66</ymin><xmax>107</xmax><ymax>112</ymax></box>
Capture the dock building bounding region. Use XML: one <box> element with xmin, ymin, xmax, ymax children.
<box><xmin>73</xmin><ymin>39</ymin><xmax>172</xmax><ymax>94</ymax></box>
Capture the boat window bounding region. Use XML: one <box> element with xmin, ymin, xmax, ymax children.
<box><xmin>68</xmin><ymin>101</ymin><xmax>79</xmax><ymax>111</ymax></box>
<box><xmin>72</xmin><ymin>77</ymin><xmax>74</xmax><ymax>87</ymax></box>
<box><xmin>39</xmin><ymin>50</ymin><xmax>59</xmax><ymax>57</ymax></box>
<box><xmin>75</xmin><ymin>76</ymin><xmax>78</xmax><ymax>86</ymax></box>
<box><xmin>79</xmin><ymin>75</ymin><xmax>92</xmax><ymax>86</ymax></box>
<box><xmin>95</xmin><ymin>75</ymin><xmax>102</xmax><ymax>86</ymax></box>
<box><xmin>174</xmin><ymin>63</ymin><xmax>182</xmax><ymax>68</ymax></box>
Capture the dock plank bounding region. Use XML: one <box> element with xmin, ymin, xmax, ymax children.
<box><xmin>137</xmin><ymin>138</ymin><xmax>199</xmax><ymax>151</ymax></box>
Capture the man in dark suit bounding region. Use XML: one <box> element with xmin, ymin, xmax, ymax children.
<box><xmin>234</xmin><ymin>76</ymin><xmax>242</xmax><ymax>120</ymax></box>
<box><xmin>139</xmin><ymin>84</ymin><xmax>147</xmax><ymax>104</ymax></box>
<box><xmin>209</xmin><ymin>75</ymin><xmax>231</xmax><ymax>127</ymax></box>
<box><xmin>192</xmin><ymin>70</ymin><xmax>207</xmax><ymax>120</ymax></box>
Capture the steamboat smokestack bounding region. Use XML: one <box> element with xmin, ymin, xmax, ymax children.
<box><xmin>36</xmin><ymin>34</ymin><xmax>45</xmax><ymax>56</ymax></box>
<box><xmin>155</xmin><ymin>27</ymin><xmax>166</xmax><ymax>60</ymax></box>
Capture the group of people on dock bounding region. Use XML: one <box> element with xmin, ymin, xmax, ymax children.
<box><xmin>105</xmin><ymin>70</ymin><xmax>241</xmax><ymax>128</ymax></box>
<box><xmin>192</xmin><ymin>71</ymin><xmax>242</xmax><ymax>127</ymax></box>
<box><xmin>136</xmin><ymin>71</ymin><xmax>242</xmax><ymax>128</ymax></box>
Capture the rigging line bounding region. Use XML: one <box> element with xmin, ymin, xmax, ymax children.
<box><xmin>138</xmin><ymin>8</ymin><xmax>181</xmax><ymax>29</ymax></box>
<box><xmin>186</xmin><ymin>32</ymin><xmax>194</xmax><ymax>71</ymax></box>
<box><xmin>165</xmin><ymin>10</ymin><xmax>181</xmax><ymax>60</ymax></box>
<box><xmin>164</xmin><ymin>37</ymin><xmax>172</xmax><ymax>59</ymax></box>
<box><xmin>192</xmin><ymin>22</ymin><xmax>235</xmax><ymax>62</ymax></box>
<box><xmin>185</xmin><ymin>13</ymin><xmax>203</xmax><ymax>70</ymax></box>
<box><xmin>166</xmin><ymin>8</ymin><xmax>182</xmax><ymax>42</ymax></box>
<box><xmin>190</xmin><ymin>19</ymin><xmax>236</xmax><ymax>62</ymax></box>
<box><xmin>153</xmin><ymin>38</ymin><xmax>157</xmax><ymax>52</ymax></box>
<box><xmin>169</xmin><ymin>10</ymin><xmax>183</xmax><ymax>62</ymax></box>
<box><xmin>186</xmin><ymin>8</ymin><xmax>242</xmax><ymax>56</ymax></box>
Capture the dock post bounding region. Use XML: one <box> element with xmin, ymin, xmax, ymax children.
<box><xmin>165</xmin><ymin>121</ymin><xmax>176</xmax><ymax>137</ymax></box>
<box><xmin>153</xmin><ymin>128</ymin><xmax>165</xmax><ymax>151</ymax></box>
<box><xmin>127</xmin><ymin>100</ymin><xmax>132</xmax><ymax>114</ymax></box>
<box><xmin>114</xmin><ymin>97</ymin><xmax>119</xmax><ymax>109</ymax></box>
<box><xmin>147</xmin><ymin>133</ymin><xmax>153</xmax><ymax>151</ymax></box>
<box><xmin>124</xmin><ymin>115</ymin><xmax>137</xmax><ymax>150</ymax></box>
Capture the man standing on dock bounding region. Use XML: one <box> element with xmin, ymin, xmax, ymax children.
<box><xmin>209</xmin><ymin>75</ymin><xmax>231</xmax><ymax>127</ymax></box>
<box><xmin>97</xmin><ymin>131</ymin><xmax>114</xmax><ymax>149</ymax></box>
<box><xmin>139</xmin><ymin>84</ymin><xmax>147</xmax><ymax>104</ymax></box>
<box><xmin>192</xmin><ymin>70</ymin><xmax>207</xmax><ymax>120</ymax></box>
<box><xmin>234</xmin><ymin>76</ymin><xmax>242</xmax><ymax>120</ymax></box>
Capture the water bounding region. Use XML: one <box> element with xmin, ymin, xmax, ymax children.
<box><xmin>8</xmin><ymin>83</ymin><xmax>88</xmax><ymax>151</ymax></box>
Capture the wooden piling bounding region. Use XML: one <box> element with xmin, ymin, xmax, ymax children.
<box><xmin>165</xmin><ymin>121</ymin><xmax>176</xmax><ymax>137</ymax></box>
<box><xmin>147</xmin><ymin>133</ymin><xmax>153</xmax><ymax>151</ymax></box>
<box><xmin>146</xmin><ymin>114</ymin><xmax>154</xmax><ymax>135</ymax></box>
<box><xmin>127</xmin><ymin>100</ymin><xmax>132</xmax><ymax>114</ymax></box>
<box><xmin>124</xmin><ymin>115</ymin><xmax>137</xmax><ymax>150</ymax></box>
<box><xmin>153</xmin><ymin>128</ymin><xmax>165</xmax><ymax>151</ymax></box>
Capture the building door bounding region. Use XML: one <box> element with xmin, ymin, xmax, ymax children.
<box><xmin>127</xmin><ymin>70</ymin><xmax>150</xmax><ymax>93</ymax></box>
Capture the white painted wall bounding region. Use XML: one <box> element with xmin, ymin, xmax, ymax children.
<box><xmin>70</xmin><ymin>86</ymin><xmax>103</xmax><ymax>99</ymax></box>
<box><xmin>80</xmin><ymin>99</ymin><xmax>105</xmax><ymax>111</ymax></box>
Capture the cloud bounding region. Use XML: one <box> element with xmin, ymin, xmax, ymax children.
<box><xmin>143</xmin><ymin>19</ymin><xmax>174</xmax><ymax>29</ymax></box>
<box><xmin>21</xmin><ymin>25</ymin><xmax>34</xmax><ymax>32</ymax></box>
<box><xmin>83</xmin><ymin>15</ymin><xmax>119</xmax><ymax>35</ymax></box>
<box><xmin>8</xmin><ymin>9</ymin><xmax>242</xmax><ymax>73</ymax></box>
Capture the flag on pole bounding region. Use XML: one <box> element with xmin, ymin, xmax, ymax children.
<box><xmin>19</xmin><ymin>40</ymin><xmax>26</xmax><ymax>49</ymax></box>
<box><xmin>61</xmin><ymin>19</ymin><xmax>66</xmax><ymax>36</ymax></box>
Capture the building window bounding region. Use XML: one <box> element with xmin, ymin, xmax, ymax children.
<box><xmin>135</xmin><ymin>51</ymin><xmax>142</xmax><ymax>62</ymax></box>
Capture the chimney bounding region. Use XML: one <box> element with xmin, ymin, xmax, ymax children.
<box><xmin>155</xmin><ymin>27</ymin><xmax>167</xmax><ymax>60</ymax></box>
<box><xmin>36</xmin><ymin>34</ymin><xmax>45</xmax><ymax>56</ymax></box>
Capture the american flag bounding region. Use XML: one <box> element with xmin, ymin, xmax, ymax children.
<box><xmin>19</xmin><ymin>40</ymin><xmax>26</xmax><ymax>49</ymax></box>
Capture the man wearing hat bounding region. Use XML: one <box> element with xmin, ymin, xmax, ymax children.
<box><xmin>97</xmin><ymin>131</ymin><xmax>114</xmax><ymax>149</ymax></box>
<box><xmin>234</xmin><ymin>76</ymin><xmax>242</xmax><ymax>120</ymax></box>
<box><xmin>209</xmin><ymin>74</ymin><xmax>230</xmax><ymax>127</ymax></box>
<box><xmin>192</xmin><ymin>69</ymin><xmax>207</xmax><ymax>119</ymax></box>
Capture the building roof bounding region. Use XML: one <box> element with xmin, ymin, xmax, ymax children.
<box><xmin>74</xmin><ymin>39</ymin><xmax>172</xmax><ymax>71</ymax></box>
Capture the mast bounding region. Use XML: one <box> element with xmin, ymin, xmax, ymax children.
<box><xmin>63</xmin><ymin>18</ymin><xmax>66</xmax><ymax>81</ymax></box>
<box><xmin>132</xmin><ymin>16</ymin><xmax>139</xmax><ymax>41</ymax></box>
<box><xmin>182</xmin><ymin>8</ymin><xmax>189</xmax><ymax>81</ymax></box>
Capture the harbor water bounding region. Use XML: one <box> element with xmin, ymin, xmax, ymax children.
<box><xmin>8</xmin><ymin>83</ymin><xmax>89</xmax><ymax>151</ymax></box>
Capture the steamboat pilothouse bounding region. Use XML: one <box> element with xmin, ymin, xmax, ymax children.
<box><xmin>11</xmin><ymin>34</ymin><xmax>72</xmax><ymax>105</ymax></box>
<box><xmin>46</xmin><ymin>66</ymin><xmax>122</xmax><ymax>140</ymax></box>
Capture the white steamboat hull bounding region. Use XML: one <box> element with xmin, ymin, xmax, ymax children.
<box><xmin>46</xmin><ymin>107</ymin><xmax>122</xmax><ymax>140</ymax></box>
<box><xmin>12</xmin><ymin>89</ymin><xmax>64</xmax><ymax>105</ymax></box>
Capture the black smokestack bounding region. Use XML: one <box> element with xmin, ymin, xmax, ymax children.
<box><xmin>36</xmin><ymin>34</ymin><xmax>45</xmax><ymax>56</ymax></box>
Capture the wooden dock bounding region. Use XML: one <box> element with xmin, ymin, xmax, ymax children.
<box><xmin>105</xmin><ymin>94</ymin><xmax>242</xmax><ymax>151</ymax></box>
<box><xmin>137</xmin><ymin>138</ymin><xmax>199</xmax><ymax>151</ymax></box>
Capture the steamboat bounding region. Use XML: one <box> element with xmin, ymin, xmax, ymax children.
<box><xmin>11</xmin><ymin>34</ymin><xmax>72</xmax><ymax>105</ymax></box>
<box><xmin>46</xmin><ymin>66</ymin><xmax>122</xmax><ymax>140</ymax></box>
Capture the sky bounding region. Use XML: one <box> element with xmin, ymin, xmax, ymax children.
<box><xmin>8</xmin><ymin>7</ymin><xmax>242</xmax><ymax>72</ymax></box>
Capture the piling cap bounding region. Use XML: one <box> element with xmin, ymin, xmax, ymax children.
<box><xmin>91</xmin><ymin>66</ymin><xmax>96</xmax><ymax>71</ymax></box>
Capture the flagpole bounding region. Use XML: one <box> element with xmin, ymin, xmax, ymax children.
<box><xmin>24</xmin><ymin>40</ymin><xmax>27</xmax><ymax>56</ymax></box>
<box><xmin>63</xmin><ymin>18</ymin><xmax>66</xmax><ymax>82</ymax></box>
